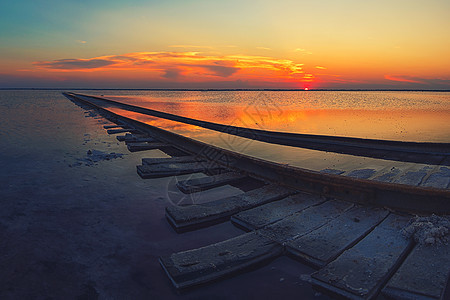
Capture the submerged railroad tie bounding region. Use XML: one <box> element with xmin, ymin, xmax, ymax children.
<box><xmin>285</xmin><ymin>206</ymin><xmax>389</xmax><ymax>268</ymax></box>
<box><xmin>382</xmin><ymin>242</ymin><xmax>450</xmax><ymax>300</ymax></box>
<box><xmin>121</xmin><ymin>135</ymin><xmax>158</xmax><ymax>144</ymax></box>
<box><xmin>103</xmin><ymin>124</ymin><xmax>125</xmax><ymax>129</ymax></box>
<box><xmin>311</xmin><ymin>214</ymin><xmax>413</xmax><ymax>300</ymax></box>
<box><xmin>125</xmin><ymin>137</ymin><xmax>158</xmax><ymax>144</ymax></box>
<box><xmin>160</xmin><ymin>196</ymin><xmax>449</xmax><ymax>296</ymax></box>
<box><xmin>127</xmin><ymin>142</ymin><xmax>171</xmax><ymax>152</ymax></box>
<box><xmin>106</xmin><ymin>128</ymin><xmax>140</xmax><ymax>134</ymax></box>
<box><xmin>255</xmin><ymin>200</ymin><xmax>355</xmax><ymax>244</ymax></box>
<box><xmin>231</xmin><ymin>192</ymin><xmax>327</xmax><ymax>231</ymax></box>
<box><xmin>176</xmin><ymin>172</ymin><xmax>248</xmax><ymax>194</ymax></box>
<box><xmin>142</xmin><ymin>156</ymin><xmax>206</xmax><ymax>166</ymax></box>
<box><xmin>137</xmin><ymin>161</ymin><xmax>226</xmax><ymax>179</ymax></box>
<box><xmin>114</xmin><ymin>128</ymin><xmax>171</xmax><ymax>152</ymax></box>
<box><xmin>160</xmin><ymin>198</ymin><xmax>395</xmax><ymax>291</ymax></box>
<box><xmin>116</xmin><ymin>133</ymin><xmax>155</xmax><ymax>142</ymax></box>
<box><xmin>159</xmin><ymin>232</ymin><xmax>283</xmax><ymax>289</ymax></box>
<box><xmin>165</xmin><ymin>184</ymin><xmax>295</xmax><ymax>231</ymax></box>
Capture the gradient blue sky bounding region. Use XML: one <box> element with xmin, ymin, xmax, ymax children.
<box><xmin>1</xmin><ymin>0</ymin><xmax>449</xmax><ymax>89</ymax></box>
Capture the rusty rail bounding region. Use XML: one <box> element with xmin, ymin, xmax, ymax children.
<box><xmin>63</xmin><ymin>92</ymin><xmax>450</xmax><ymax>214</ymax></box>
<box><xmin>69</xmin><ymin>92</ymin><xmax>450</xmax><ymax>166</ymax></box>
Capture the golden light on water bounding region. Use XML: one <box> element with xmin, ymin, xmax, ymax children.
<box><xmin>108</xmin><ymin>100</ymin><xmax>450</xmax><ymax>143</ymax></box>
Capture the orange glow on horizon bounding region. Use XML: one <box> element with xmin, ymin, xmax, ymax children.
<box><xmin>2</xmin><ymin>48</ymin><xmax>442</xmax><ymax>89</ymax></box>
<box><xmin>28</xmin><ymin>51</ymin><xmax>328</xmax><ymax>88</ymax></box>
<box><xmin>384</xmin><ymin>75</ymin><xmax>424</xmax><ymax>84</ymax></box>
<box><xmin>1</xmin><ymin>1</ymin><xmax>448</xmax><ymax>89</ymax></box>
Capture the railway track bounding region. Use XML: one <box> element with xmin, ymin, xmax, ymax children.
<box><xmin>67</xmin><ymin>92</ymin><xmax>450</xmax><ymax>166</ymax></box>
<box><xmin>63</xmin><ymin>92</ymin><xmax>450</xmax><ymax>300</ymax></box>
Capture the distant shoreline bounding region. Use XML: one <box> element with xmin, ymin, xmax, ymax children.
<box><xmin>1</xmin><ymin>88</ymin><xmax>449</xmax><ymax>92</ymax></box>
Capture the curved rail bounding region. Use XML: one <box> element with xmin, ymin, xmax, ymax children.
<box><xmin>69</xmin><ymin>92</ymin><xmax>450</xmax><ymax>166</ymax></box>
<box><xmin>63</xmin><ymin>92</ymin><xmax>450</xmax><ymax>214</ymax></box>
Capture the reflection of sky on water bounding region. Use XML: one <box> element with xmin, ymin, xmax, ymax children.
<box><xmin>108</xmin><ymin>107</ymin><xmax>437</xmax><ymax>174</ymax></box>
<box><xmin>98</xmin><ymin>91</ymin><xmax>450</xmax><ymax>143</ymax></box>
<box><xmin>106</xmin><ymin>102</ymin><xmax>450</xmax><ymax>143</ymax></box>
<box><xmin>80</xmin><ymin>90</ymin><xmax>450</xmax><ymax>176</ymax></box>
<box><xmin>84</xmin><ymin>90</ymin><xmax>450</xmax><ymax>110</ymax></box>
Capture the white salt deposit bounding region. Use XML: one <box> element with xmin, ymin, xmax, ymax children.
<box><xmin>71</xmin><ymin>149</ymin><xmax>125</xmax><ymax>167</ymax></box>
<box><xmin>402</xmin><ymin>214</ymin><xmax>450</xmax><ymax>245</ymax></box>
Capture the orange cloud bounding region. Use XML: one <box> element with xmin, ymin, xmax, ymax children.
<box><xmin>33</xmin><ymin>51</ymin><xmax>307</xmax><ymax>85</ymax></box>
<box><xmin>302</xmin><ymin>73</ymin><xmax>315</xmax><ymax>82</ymax></box>
<box><xmin>35</xmin><ymin>58</ymin><xmax>116</xmax><ymax>70</ymax></box>
<box><xmin>384</xmin><ymin>75</ymin><xmax>424</xmax><ymax>84</ymax></box>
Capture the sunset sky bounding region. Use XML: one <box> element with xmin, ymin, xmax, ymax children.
<box><xmin>1</xmin><ymin>0</ymin><xmax>449</xmax><ymax>89</ymax></box>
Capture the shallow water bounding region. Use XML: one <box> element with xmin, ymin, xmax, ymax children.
<box><xmin>78</xmin><ymin>89</ymin><xmax>450</xmax><ymax>185</ymax></box>
<box><xmin>107</xmin><ymin>106</ymin><xmax>448</xmax><ymax>190</ymax></box>
<box><xmin>84</xmin><ymin>90</ymin><xmax>450</xmax><ymax>142</ymax></box>
<box><xmin>1</xmin><ymin>90</ymin><xmax>335</xmax><ymax>299</ymax></box>
<box><xmin>1</xmin><ymin>90</ymin><xmax>449</xmax><ymax>298</ymax></box>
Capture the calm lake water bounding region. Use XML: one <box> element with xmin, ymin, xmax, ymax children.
<box><xmin>0</xmin><ymin>89</ymin><xmax>336</xmax><ymax>299</ymax></box>
<box><xmin>73</xmin><ymin>90</ymin><xmax>449</xmax><ymax>174</ymax></box>
<box><xmin>2</xmin><ymin>90</ymin><xmax>449</xmax><ymax>171</ymax></box>
<box><xmin>88</xmin><ymin>90</ymin><xmax>450</xmax><ymax>143</ymax></box>
<box><xmin>0</xmin><ymin>90</ymin><xmax>449</xmax><ymax>298</ymax></box>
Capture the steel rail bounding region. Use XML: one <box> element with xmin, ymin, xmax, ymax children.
<box><xmin>69</xmin><ymin>92</ymin><xmax>450</xmax><ymax>166</ymax></box>
<box><xmin>63</xmin><ymin>92</ymin><xmax>450</xmax><ymax>214</ymax></box>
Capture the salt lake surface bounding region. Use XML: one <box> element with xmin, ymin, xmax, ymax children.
<box><xmin>94</xmin><ymin>90</ymin><xmax>450</xmax><ymax>142</ymax></box>
<box><xmin>82</xmin><ymin>90</ymin><xmax>450</xmax><ymax>179</ymax></box>
<box><xmin>0</xmin><ymin>90</ymin><xmax>335</xmax><ymax>299</ymax></box>
<box><xmin>0</xmin><ymin>89</ymin><xmax>449</xmax><ymax>298</ymax></box>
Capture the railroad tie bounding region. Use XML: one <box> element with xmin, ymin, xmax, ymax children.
<box><xmin>117</xmin><ymin>133</ymin><xmax>145</xmax><ymax>141</ymax></box>
<box><xmin>285</xmin><ymin>206</ymin><xmax>389</xmax><ymax>268</ymax></box>
<box><xmin>106</xmin><ymin>128</ymin><xmax>139</xmax><ymax>134</ymax></box>
<box><xmin>421</xmin><ymin>166</ymin><xmax>450</xmax><ymax>189</ymax></box>
<box><xmin>311</xmin><ymin>214</ymin><xmax>413</xmax><ymax>300</ymax></box>
<box><xmin>165</xmin><ymin>184</ymin><xmax>295</xmax><ymax>232</ymax></box>
<box><xmin>231</xmin><ymin>192</ymin><xmax>326</xmax><ymax>231</ymax></box>
<box><xmin>127</xmin><ymin>142</ymin><xmax>170</xmax><ymax>152</ymax></box>
<box><xmin>159</xmin><ymin>231</ymin><xmax>283</xmax><ymax>289</ymax></box>
<box><xmin>137</xmin><ymin>161</ymin><xmax>225</xmax><ymax>179</ymax></box>
<box><xmin>177</xmin><ymin>172</ymin><xmax>248</xmax><ymax>194</ymax></box>
<box><xmin>103</xmin><ymin>124</ymin><xmax>125</xmax><ymax>129</ymax></box>
<box><xmin>256</xmin><ymin>200</ymin><xmax>354</xmax><ymax>244</ymax></box>
<box><xmin>142</xmin><ymin>156</ymin><xmax>205</xmax><ymax>165</ymax></box>
<box><xmin>382</xmin><ymin>242</ymin><xmax>450</xmax><ymax>300</ymax></box>
<box><xmin>161</xmin><ymin>200</ymin><xmax>362</xmax><ymax>289</ymax></box>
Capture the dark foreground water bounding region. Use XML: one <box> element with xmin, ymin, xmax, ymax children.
<box><xmin>0</xmin><ymin>90</ymin><xmax>336</xmax><ymax>299</ymax></box>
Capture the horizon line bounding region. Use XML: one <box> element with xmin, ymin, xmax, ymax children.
<box><xmin>1</xmin><ymin>88</ymin><xmax>449</xmax><ymax>92</ymax></box>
